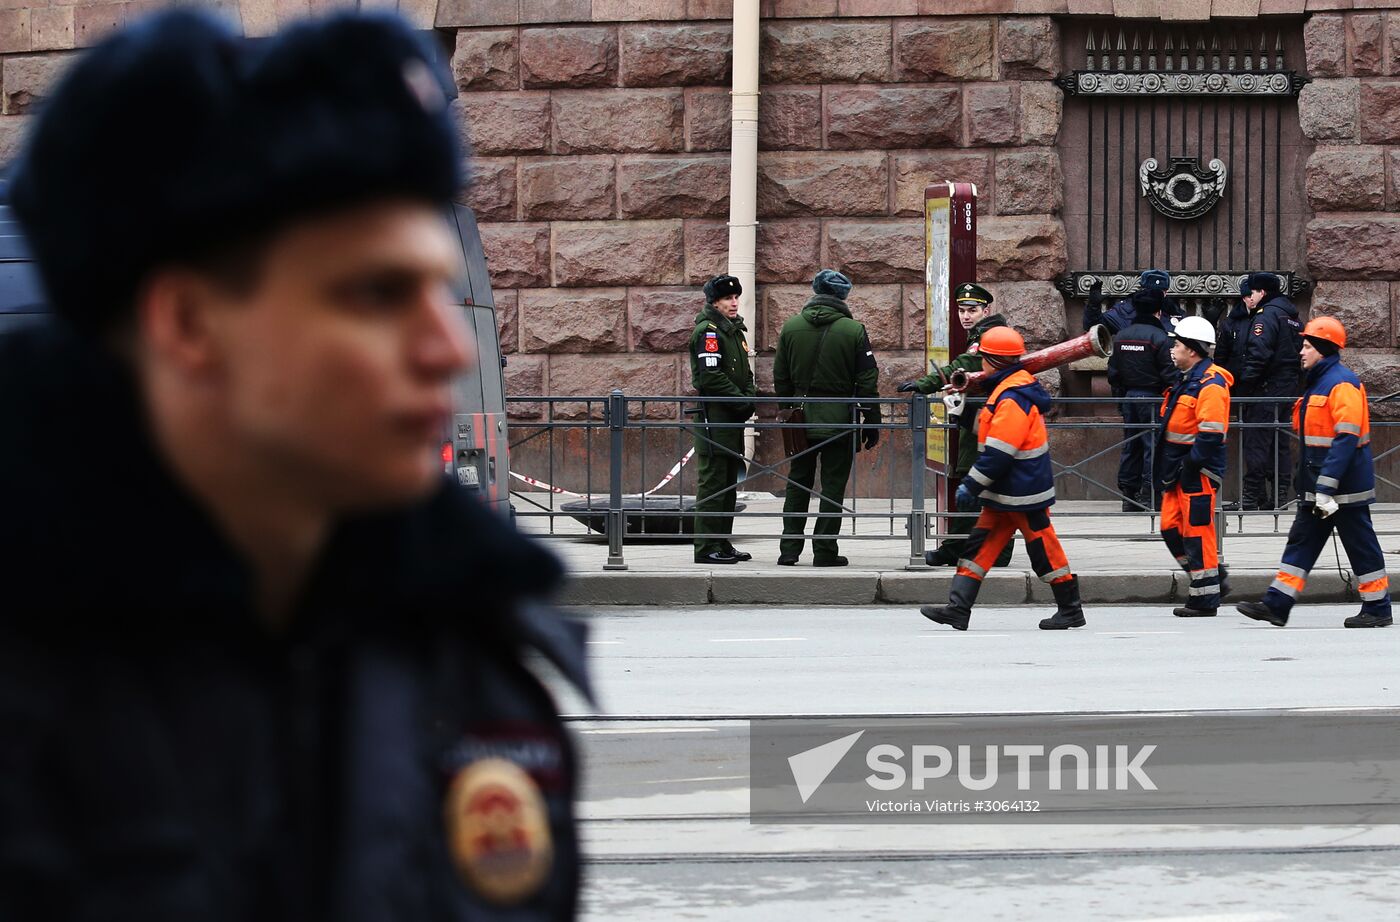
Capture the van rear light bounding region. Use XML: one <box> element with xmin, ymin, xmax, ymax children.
<box><xmin>441</xmin><ymin>441</ymin><xmax>453</xmax><ymax>474</ymax></box>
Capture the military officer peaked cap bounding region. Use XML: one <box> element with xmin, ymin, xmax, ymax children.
<box><xmin>954</xmin><ymin>283</ymin><xmax>993</xmax><ymax>306</ymax></box>
<box><xmin>703</xmin><ymin>275</ymin><xmax>742</xmax><ymax>301</ymax></box>
<box><xmin>9</xmin><ymin>9</ymin><xmax>461</xmax><ymax>334</ymax></box>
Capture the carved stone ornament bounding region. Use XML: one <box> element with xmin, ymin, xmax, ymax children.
<box><xmin>1057</xmin><ymin>71</ymin><xmax>1308</xmax><ymax>98</ymax></box>
<box><xmin>1055</xmin><ymin>271</ymin><xmax>1310</xmax><ymax>300</ymax></box>
<box><xmin>1139</xmin><ymin>157</ymin><xmax>1227</xmax><ymax>220</ymax></box>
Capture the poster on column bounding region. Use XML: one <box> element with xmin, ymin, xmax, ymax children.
<box><xmin>924</xmin><ymin>183</ymin><xmax>977</xmax><ymax>530</ymax></box>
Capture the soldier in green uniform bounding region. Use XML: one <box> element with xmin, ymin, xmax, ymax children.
<box><xmin>898</xmin><ymin>282</ymin><xmax>1014</xmax><ymax>567</ymax></box>
<box><xmin>690</xmin><ymin>274</ymin><xmax>757</xmax><ymax>564</ymax></box>
<box><xmin>774</xmin><ymin>269</ymin><xmax>881</xmax><ymax>567</ymax></box>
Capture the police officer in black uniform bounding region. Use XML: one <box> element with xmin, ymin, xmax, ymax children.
<box><xmin>1207</xmin><ymin>278</ymin><xmax>1253</xmax><ymax>387</ymax></box>
<box><xmin>1238</xmin><ymin>271</ymin><xmax>1304</xmax><ymax>509</ymax></box>
<box><xmin>1082</xmin><ymin>268</ymin><xmax>1185</xmax><ymax>335</ymax></box>
<box><xmin>1107</xmin><ymin>288</ymin><xmax>1175</xmax><ymax>511</ymax></box>
<box><xmin>0</xmin><ymin>11</ymin><xmax>587</xmax><ymax>920</ymax></box>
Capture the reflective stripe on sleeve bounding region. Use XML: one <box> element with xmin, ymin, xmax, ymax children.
<box><xmin>980</xmin><ymin>486</ymin><xmax>1057</xmax><ymax>506</ymax></box>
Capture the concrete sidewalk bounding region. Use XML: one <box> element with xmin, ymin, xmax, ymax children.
<box><xmin>513</xmin><ymin>494</ymin><xmax>1400</xmax><ymax>606</ymax></box>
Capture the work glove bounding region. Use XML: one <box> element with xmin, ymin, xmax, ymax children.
<box><xmin>942</xmin><ymin>391</ymin><xmax>965</xmax><ymax>417</ymax></box>
<box><xmin>1087</xmin><ymin>279</ymin><xmax>1104</xmax><ymax>308</ymax></box>
<box><xmin>861</xmin><ymin>424</ymin><xmax>880</xmax><ymax>451</ymax></box>
<box><xmin>1313</xmin><ymin>493</ymin><xmax>1339</xmax><ymax>519</ymax></box>
<box><xmin>897</xmin><ymin>381</ymin><xmax>920</xmax><ymax>393</ymax></box>
<box><xmin>955</xmin><ymin>483</ymin><xmax>978</xmax><ymax>512</ymax></box>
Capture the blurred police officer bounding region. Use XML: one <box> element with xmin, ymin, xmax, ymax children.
<box><xmin>1239</xmin><ymin>272</ymin><xmax>1303</xmax><ymax>510</ymax></box>
<box><xmin>1238</xmin><ymin>318</ymin><xmax>1391</xmax><ymax>629</ymax></box>
<box><xmin>1155</xmin><ymin>316</ymin><xmax>1233</xmax><ymax>617</ymax></box>
<box><xmin>897</xmin><ymin>282</ymin><xmax>1014</xmax><ymax>567</ymax></box>
<box><xmin>1107</xmin><ymin>288</ymin><xmax>1175</xmax><ymax>511</ymax></box>
<box><xmin>0</xmin><ymin>11</ymin><xmax>586</xmax><ymax>920</ymax></box>
<box><xmin>1082</xmin><ymin>268</ymin><xmax>1184</xmax><ymax>335</ymax></box>
<box><xmin>689</xmin><ymin>274</ymin><xmax>756</xmax><ymax>564</ymax></box>
<box><xmin>773</xmin><ymin>270</ymin><xmax>880</xmax><ymax>567</ymax></box>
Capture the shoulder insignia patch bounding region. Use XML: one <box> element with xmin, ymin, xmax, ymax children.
<box><xmin>704</xmin><ymin>332</ymin><xmax>720</xmax><ymax>352</ymax></box>
<box><xmin>1253</xmin><ymin>324</ymin><xmax>1264</xmax><ymax>336</ymax></box>
<box><xmin>445</xmin><ymin>758</ymin><xmax>554</xmax><ymax>906</ymax></box>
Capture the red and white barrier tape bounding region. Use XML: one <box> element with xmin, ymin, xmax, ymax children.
<box><xmin>509</xmin><ymin>448</ymin><xmax>698</xmax><ymax>497</ymax></box>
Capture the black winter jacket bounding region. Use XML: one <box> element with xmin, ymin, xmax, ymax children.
<box><xmin>1242</xmin><ymin>295</ymin><xmax>1303</xmax><ymax>394</ymax></box>
<box><xmin>1108</xmin><ymin>314</ymin><xmax>1175</xmax><ymax>395</ymax></box>
<box><xmin>0</xmin><ymin>324</ymin><xmax>588</xmax><ymax>922</ymax></box>
<box><xmin>1213</xmin><ymin>301</ymin><xmax>1252</xmax><ymax>388</ymax></box>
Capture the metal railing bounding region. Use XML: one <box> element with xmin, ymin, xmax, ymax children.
<box><xmin>505</xmin><ymin>392</ymin><xmax>1400</xmax><ymax>571</ymax></box>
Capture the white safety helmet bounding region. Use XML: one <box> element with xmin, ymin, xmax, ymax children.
<box><xmin>1170</xmin><ymin>315</ymin><xmax>1217</xmax><ymax>346</ymax></box>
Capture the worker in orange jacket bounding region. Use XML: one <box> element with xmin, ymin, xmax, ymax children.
<box><xmin>920</xmin><ymin>327</ymin><xmax>1085</xmax><ymax>632</ymax></box>
<box><xmin>1154</xmin><ymin>315</ymin><xmax>1234</xmax><ymax>617</ymax></box>
<box><xmin>1238</xmin><ymin>317</ymin><xmax>1391</xmax><ymax>628</ymax></box>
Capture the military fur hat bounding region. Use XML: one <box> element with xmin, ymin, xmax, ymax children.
<box><xmin>1246</xmin><ymin>272</ymin><xmax>1282</xmax><ymax>296</ymax></box>
<box><xmin>812</xmin><ymin>269</ymin><xmax>853</xmax><ymax>300</ymax></box>
<box><xmin>9</xmin><ymin>10</ymin><xmax>461</xmax><ymax>334</ymax></box>
<box><xmin>703</xmin><ymin>275</ymin><xmax>742</xmax><ymax>301</ymax></box>
<box><xmin>1139</xmin><ymin>269</ymin><xmax>1171</xmax><ymax>292</ymax></box>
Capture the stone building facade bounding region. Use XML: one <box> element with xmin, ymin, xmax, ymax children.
<box><xmin>1</xmin><ymin>0</ymin><xmax>1398</xmax><ymax>493</ymax></box>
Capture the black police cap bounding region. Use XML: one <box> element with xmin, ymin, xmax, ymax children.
<box><xmin>704</xmin><ymin>275</ymin><xmax>742</xmax><ymax>301</ymax></box>
<box><xmin>9</xmin><ymin>10</ymin><xmax>462</xmax><ymax>334</ymax></box>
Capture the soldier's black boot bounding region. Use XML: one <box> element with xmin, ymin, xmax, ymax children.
<box><xmin>1040</xmin><ymin>576</ymin><xmax>1087</xmax><ymax>630</ymax></box>
<box><xmin>920</xmin><ymin>574</ymin><xmax>979</xmax><ymax>631</ymax></box>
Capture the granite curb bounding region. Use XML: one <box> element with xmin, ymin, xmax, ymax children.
<box><xmin>555</xmin><ymin>568</ymin><xmax>1400</xmax><ymax>606</ymax></box>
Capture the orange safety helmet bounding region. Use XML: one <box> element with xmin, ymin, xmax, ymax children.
<box><xmin>1302</xmin><ymin>316</ymin><xmax>1346</xmax><ymax>349</ymax></box>
<box><xmin>978</xmin><ymin>326</ymin><xmax>1026</xmax><ymax>357</ymax></box>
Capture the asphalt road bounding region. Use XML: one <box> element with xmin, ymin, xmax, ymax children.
<box><xmin>551</xmin><ymin>605</ymin><xmax>1400</xmax><ymax>921</ymax></box>
<box><xmin>558</xmin><ymin>605</ymin><xmax>1400</xmax><ymax>717</ymax></box>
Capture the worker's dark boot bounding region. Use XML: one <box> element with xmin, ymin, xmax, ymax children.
<box><xmin>1344</xmin><ymin>611</ymin><xmax>1393</xmax><ymax>628</ymax></box>
<box><xmin>1040</xmin><ymin>576</ymin><xmax>1087</xmax><ymax>630</ymax></box>
<box><xmin>1237</xmin><ymin>600</ymin><xmax>1287</xmax><ymax>627</ymax></box>
<box><xmin>920</xmin><ymin>574</ymin><xmax>979</xmax><ymax>631</ymax></box>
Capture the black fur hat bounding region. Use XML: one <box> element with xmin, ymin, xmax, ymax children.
<box><xmin>1246</xmin><ymin>272</ymin><xmax>1282</xmax><ymax>297</ymax></box>
<box><xmin>8</xmin><ymin>9</ymin><xmax>461</xmax><ymax>334</ymax></box>
<box><xmin>703</xmin><ymin>275</ymin><xmax>742</xmax><ymax>301</ymax></box>
<box><xmin>1131</xmin><ymin>287</ymin><xmax>1164</xmax><ymax>317</ymax></box>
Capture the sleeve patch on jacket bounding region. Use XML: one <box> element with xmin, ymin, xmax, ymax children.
<box><xmin>704</xmin><ymin>332</ymin><xmax>719</xmax><ymax>352</ymax></box>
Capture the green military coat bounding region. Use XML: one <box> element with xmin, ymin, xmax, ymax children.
<box><xmin>910</xmin><ymin>312</ymin><xmax>1008</xmax><ymax>474</ymax></box>
<box><xmin>689</xmin><ymin>304</ymin><xmax>756</xmax><ymax>455</ymax></box>
<box><xmin>773</xmin><ymin>294</ymin><xmax>880</xmax><ymax>438</ymax></box>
